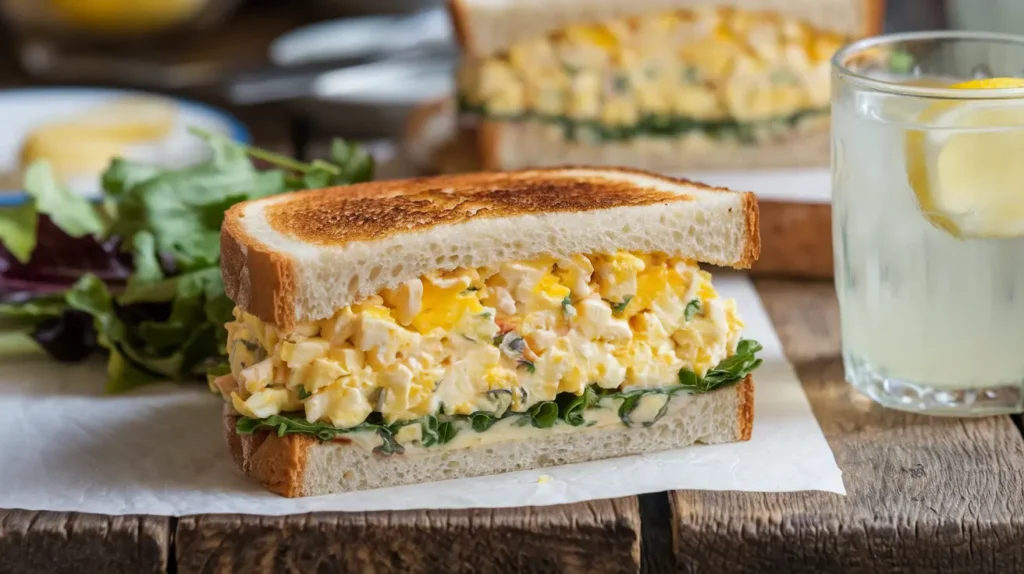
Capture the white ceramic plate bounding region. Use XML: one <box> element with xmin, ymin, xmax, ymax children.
<box><xmin>0</xmin><ymin>87</ymin><xmax>249</xmax><ymax>205</ymax></box>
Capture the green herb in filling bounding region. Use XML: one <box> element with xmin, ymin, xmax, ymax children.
<box><xmin>610</xmin><ymin>295</ymin><xmax>633</xmax><ymax>315</ymax></box>
<box><xmin>236</xmin><ymin>339</ymin><xmax>762</xmax><ymax>450</ymax></box>
<box><xmin>557</xmin><ymin>385</ymin><xmax>599</xmax><ymax>426</ymax></box>
<box><xmin>684</xmin><ymin>299</ymin><xmax>702</xmax><ymax>321</ymax></box>
<box><xmin>458</xmin><ymin>96</ymin><xmax>827</xmax><ymax>145</ymax></box>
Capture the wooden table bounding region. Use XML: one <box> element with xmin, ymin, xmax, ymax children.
<box><xmin>2</xmin><ymin>91</ymin><xmax>1024</xmax><ymax>572</ymax></box>
<box><xmin>4</xmin><ymin>278</ymin><xmax>1024</xmax><ymax>574</ymax></box>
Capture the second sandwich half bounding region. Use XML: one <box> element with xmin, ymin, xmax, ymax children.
<box><xmin>215</xmin><ymin>167</ymin><xmax>762</xmax><ymax>497</ymax></box>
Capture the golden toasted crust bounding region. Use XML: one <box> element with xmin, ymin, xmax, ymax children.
<box><xmin>222</xmin><ymin>168</ymin><xmax>756</xmax><ymax>330</ymax></box>
<box><xmin>739</xmin><ymin>192</ymin><xmax>761</xmax><ymax>269</ymax></box>
<box><xmin>262</xmin><ymin>169</ymin><xmax>697</xmax><ymax>246</ymax></box>
<box><xmin>221</xmin><ymin>211</ymin><xmax>297</xmax><ymax>332</ymax></box>
<box><xmin>224</xmin><ymin>405</ymin><xmax>311</xmax><ymax>498</ymax></box>
<box><xmin>736</xmin><ymin>374</ymin><xmax>754</xmax><ymax>441</ymax></box>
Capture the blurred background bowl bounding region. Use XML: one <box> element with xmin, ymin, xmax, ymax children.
<box><xmin>308</xmin><ymin>0</ymin><xmax>446</xmax><ymax>18</ymax></box>
<box><xmin>0</xmin><ymin>0</ymin><xmax>244</xmax><ymax>44</ymax></box>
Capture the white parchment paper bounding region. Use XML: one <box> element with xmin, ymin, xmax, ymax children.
<box><xmin>0</xmin><ymin>275</ymin><xmax>843</xmax><ymax>516</ymax></box>
<box><xmin>676</xmin><ymin>168</ymin><xmax>832</xmax><ymax>204</ymax></box>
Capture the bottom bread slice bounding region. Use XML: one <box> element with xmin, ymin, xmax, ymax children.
<box><xmin>477</xmin><ymin>119</ymin><xmax>830</xmax><ymax>172</ymax></box>
<box><xmin>225</xmin><ymin>376</ymin><xmax>754</xmax><ymax>498</ymax></box>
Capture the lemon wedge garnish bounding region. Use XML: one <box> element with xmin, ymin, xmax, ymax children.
<box><xmin>905</xmin><ymin>77</ymin><xmax>1024</xmax><ymax>238</ymax></box>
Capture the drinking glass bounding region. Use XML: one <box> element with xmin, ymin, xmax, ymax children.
<box><xmin>832</xmin><ymin>31</ymin><xmax>1024</xmax><ymax>415</ymax></box>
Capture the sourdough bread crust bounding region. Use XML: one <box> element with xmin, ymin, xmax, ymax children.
<box><xmin>225</xmin><ymin>375</ymin><xmax>754</xmax><ymax>498</ymax></box>
<box><xmin>476</xmin><ymin>117</ymin><xmax>831</xmax><ymax>172</ymax></box>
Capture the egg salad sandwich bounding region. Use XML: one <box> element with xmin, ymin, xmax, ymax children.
<box><xmin>450</xmin><ymin>0</ymin><xmax>883</xmax><ymax>172</ymax></box>
<box><xmin>215</xmin><ymin>167</ymin><xmax>762</xmax><ymax>497</ymax></box>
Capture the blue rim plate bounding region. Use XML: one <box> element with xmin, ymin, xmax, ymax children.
<box><xmin>0</xmin><ymin>86</ymin><xmax>251</xmax><ymax>207</ymax></box>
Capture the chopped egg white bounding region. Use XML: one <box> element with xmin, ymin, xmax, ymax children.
<box><xmin>223</xmin><ymin>251</ymin><xmax>745</xmax><ymax>429</ymax></box>
<box><xmin>457</xmin><ymin>7</ymin><xmax>847</xmax><ymax>142</ymax></box>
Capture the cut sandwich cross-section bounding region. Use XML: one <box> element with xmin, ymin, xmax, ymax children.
<box><xmin>217</xmin><ymin>167</ymin><xmax>761</xmax><ymax>497</ymax></box>
<box><xmin>446</xmin><ymin>0</ymin><xmax>882</xmax><ymax>171</ymax></box>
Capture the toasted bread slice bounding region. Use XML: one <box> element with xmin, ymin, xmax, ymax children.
<box><xmin>477</xmin><ymin>118</ymin><xmax>831</xmax><ymax>172</ymax></box>
<box><xmin>403</xmin><ymin>99</ymin><xmax>830</xmax><ymax>174</ymax></box>
<box><xmin>226</xmin><ymin>375</ymin><xmax>753</xmax><ymax>497</ymax></box>
<box><xmin>221</xmin><ymin>168</ymin><xmax>759</xmax><ymax>331</ymax></box>
<box><xmin>448</xmin><ymin>0</ymin><xmax>884</xmax><ymax>57</ymax></box>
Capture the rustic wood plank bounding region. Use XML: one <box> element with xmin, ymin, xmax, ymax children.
<box><xmin>0</xmin><ymin>510</ymin><xmax>170</xmax><ymax>574</ymax></box>
<box><xmin>176</xmin><ymin>498</ymin><xmax>641</xmax><ymax>574</ymax></box>
<box><xmin>669</xmin><ymin>280</ymin><xmax>1024</xmax><ymax>573</ymax></box>
<box><xmin>752</xmin><ymin>202</ymin><xmax>832</xmax><ymax>280</ymax></box>
<box><xmin>639</xmin><ymin>493</ymin><xmax>675</xmax><ymax>574</ymax></box>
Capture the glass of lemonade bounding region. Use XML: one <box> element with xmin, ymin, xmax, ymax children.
<box><xmin>832</xmin><ymin>31</ymin><xmax>1024</xmax><ymax>416</ymax></box>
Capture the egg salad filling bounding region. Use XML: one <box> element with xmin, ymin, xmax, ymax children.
<box><xmin>457</xmin><ymin>7</ymin><xmax>846</xmax><ymax>144</ymax></box>
<box><xmin>217</xmin><ymin>252</ymin><xmax>762</xmax><ymax>453</ymax></box>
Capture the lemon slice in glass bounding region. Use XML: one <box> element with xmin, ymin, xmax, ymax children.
<box><xmin>905</xmin><ymin>77</ymin><xmax>1024</xmax><ymax>238</ymax></box>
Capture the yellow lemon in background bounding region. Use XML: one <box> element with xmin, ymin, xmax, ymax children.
<box><xmin>905</xmin><ymin>77</ymin><xmax>1024</xmax><ymax>238</ymax></box>
<box><xmin>50</xmin><ymin>0</ymin><xmax>204</xmax><ymax>34</ymax></box>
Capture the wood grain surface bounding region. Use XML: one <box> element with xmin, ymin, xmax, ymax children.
<box><xmin>176</xmin><ymin>499</ymin><xmax>641</xmax><ymax>574</ymax></box>
<box><xmin>753</xmin><ymin>202</ymin><xmax>833</xmax><ymax>280</ymax></box>
<box><xmin>667</xmin><ymin>281</ymin><xmax>1024</xmax><ymax>574</ymax></box>
<box><xmin>0</xmin><ymin>511</ymin><xmax>170</xmax><ymax>574</ymax></box>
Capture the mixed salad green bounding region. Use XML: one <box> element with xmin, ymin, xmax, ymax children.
<box><xmin>0</xmin><ymin>129</ymin><xmax>374</xmax><ymax>392</ymax></box>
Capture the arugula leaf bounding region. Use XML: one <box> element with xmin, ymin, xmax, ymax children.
<box><xmin>556</xmin><ymin>386</ymin><xmax>597</xmax><ymax>426</ymax></box>
<box><xmin>236</xmin><ymin>412</ymin><xmax>382</xmax><ymax>442</ymax></box>
<box><xmin>421</xmin><ymin>415</ymin><xmax>459</xmax><ymax>447</ymax></box>
<box><xmin>611</xmin><ymin>295</ymin><xmax>633</xmax><ymax>314</ymax></box>
<box><xmin>330</xmin><ymin>139</ymin><xmax>375</xmax><ymax>184</ymax></box>
<box><xmin>0</xmin><ymin>163</ymin><xmax>107</xmax><ymax>263</ymax></box>
<box><xmin>373</xmin><ymin>426</ymin><xmax>404</xmax><ymax>455</ymax></box>
<box><xmin>25</xmin><ymin>162</ymin><xmax>106</xmax><ymax>239</ymax></box>
<box><xmin>0</xmin><ymin>295</ymin><xmax>66</xmax><ymax>329</ymax></box>
<box><xmin>611</xmin><ymin>389</ymin><xmax>671</xmax><ymax>427</ymax></box>
<box><xmin>65</xmin><ymin>274</ymin><xmax>124</xmax><ymax>345</ymax></box>
<box><xmin>0</xmin><ymin>202</ymin><xmax>38</xmax><ymax>263</ymax></box>
<box><xmin>527</xmin><ymin>401</ymin><xmax>559</xmax><ymax>428</ymax></box>
<box><xmin>616</xmin><ymin>391</ymin><xmax>646</xmax><ymax>426</ymax></box>
<box><xmin>684</xmin><ymin>299</ymin><xmax>702</xmax><ymax>321</ymax></box>
<box><xmin>470</xmin><ymin>411</ymin><xmax>498</xmax><ymax>432</ymax></box>
<box><xmin>100</xmin><ymin>158</ymin><xmax>162</xmax><ymax>199</ymax></box>
<box><xmin>297</xmin><ymin>387</ymin><xmax>311</xmax><ymax>400</ymax></box>
<box><xmin>701</xmin><ymin>339</ymin><xmax>763</xmax><ymax>389</ymax></box>
<box><xmin>677</xmin><ymin>339</ymin><xmax>763</xmax><ymax>393</ymax></box>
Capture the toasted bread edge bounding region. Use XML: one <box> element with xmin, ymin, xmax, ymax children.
<box><xmin>222</xmin><ymin>203</ymin><xmax>298</xmax><ymax>332</ymax></box>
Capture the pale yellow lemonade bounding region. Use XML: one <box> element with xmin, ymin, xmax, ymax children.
<box><xmin>833</xmin><ymin>77</ymin><xmax>1024</xmax><ymax>405</ymax></box>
